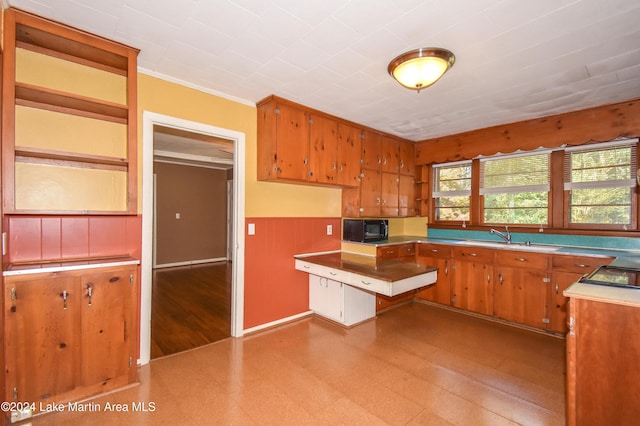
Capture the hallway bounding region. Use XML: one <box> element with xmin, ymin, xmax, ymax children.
<box><xmin>151</xmin><ymin>262</ymin><xmax>232</xmax><ymax>359</ymax></box>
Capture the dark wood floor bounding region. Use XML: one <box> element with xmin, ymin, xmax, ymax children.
<box><xmin>151</xmin><ymin>262</ymin><xmax>232</xmax><ymax>359</ymax></box>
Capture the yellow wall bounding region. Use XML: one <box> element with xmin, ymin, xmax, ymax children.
<box><xmin>137</xmin><ymin>73</ymin><xmax>343</xmax><ymax>217</ymax></box>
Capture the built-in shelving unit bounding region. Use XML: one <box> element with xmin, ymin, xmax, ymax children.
<box><xmin>1</xmin><ymin>8</ymin><xmax>139</xmax><ymax>214</ymax></box>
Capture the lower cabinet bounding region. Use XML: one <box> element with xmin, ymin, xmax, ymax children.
<box><xmin>493</xmin><ymin>250</ymin><xmax>549</xmax><ymax>329</ymax></box>
<box><xmin>566</xmin><ymin>297</ymin><xmax>640</xmax><ymax>425</ymax></box>
<box><xmin>450</xmin><ymin>247</ymin><xmax>494</xmax><ymax>316</ymax></box>
<box><xmin>548</xmin><ymin>254</ymin><xmax>613</xmax><ymax>333</ymax></box>
<box><xmin>3</xmin><ymin>264</ymin><xmax>138</xmax><ymax>414</ymax></box>
<box><xmin>308</xmin><ymin>274</ymin><xmax>375</xmax><ymax>326</ymax></box>
<box><xmin>415</xmin><ymin>243</ymin><xmax>452</xmax><ymax>305</ymax></box>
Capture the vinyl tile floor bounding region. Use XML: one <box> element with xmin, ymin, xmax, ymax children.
<box><xmin>22</xmin><ymin>302</ymin><xmax>566</xmax><ymax>425</ymax></box>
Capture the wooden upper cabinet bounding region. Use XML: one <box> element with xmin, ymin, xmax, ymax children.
<box><xmin>309</xmin><ymin>113</ymin><xmax>337</xmax><ymax>184</ymax></box>
<box><xmin>398</xmin><ymin>174</ymin><xmax>415</xmax><ymax>217</ymax></box>
<box><xmin>381</xmin><ymin>172</ymin><xmax>399</xmax><ymax>216</ymax></box>
<box><xmin>275</xmin><ymin>102</ymin><xmax>310</xmax><ymax>181</ymax></box>
<box><xmin>258</xmin><ymin>99</ymin><xmax>310</xmax><ymax>182</ymax></box>
<box><xmin>361</xmin><ymin>129</ymin><xmax>383</xmax><ymax>170</ymax></box>
<box><xmin>1</xmin><ymin>8</ymin><xmax>139</xmax><ymax>214</ymax></box>
<box><xmin>399</xmin><ymin>141</ymin><xmax>416</xmax><ymax>175</ymax></box>
<box><xmin>258</xmin><ymin>96</ymin><xmax>362</xmax><ymax>188</ymax></box>
<box><xmin>336</xmin><ymin>123</ymin><xmax>362</xmax><ymax>187</ymax></box>
<box><xmin>381</xmin><ymin>136</ymin><xmax>400</xmax><ymax>173</ymax></box>
<box><xmin>358</xmin><ymin>169</ymin><xmax>382</xmax><ymax>216</ymax></box>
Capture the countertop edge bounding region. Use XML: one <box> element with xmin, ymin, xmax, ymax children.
<box><xmin>564</xmin><ymin>282</ymin><xmax>640</xmax><ymax>307</ymax></box>
<box><xmin>3</xmin><ymin>257</ymin><xmax>140</xmax><ymax>276</ymax></box>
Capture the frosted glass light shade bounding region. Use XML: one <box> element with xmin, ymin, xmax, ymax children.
<box><xmin>388</xmin><ymin>48</ymin><xmax>455</xmax><ymax>92</ymax></box>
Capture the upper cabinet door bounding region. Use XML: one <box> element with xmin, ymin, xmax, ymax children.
<box><xmin>361</xmin><ymin>129</ymin><xmax>382</xmax><ymax>170</ymax></box>
<box><xmin>275</xmin><ymin>102</ymin><xmax>310</xmax><ymax>181</ymax></box>
<box><xmin>309</xmin><ymin>114</ymin><xmax>338</xmax><ymax>185</ymax></box>
<box><xmin>336</xmin><ymin>123</ymin><xmax>362</xmax><ymax>187</ymax></box>
<box><xmin>399</xmin><ymin>141</ymin><xmax>416</xmax><ymax>176</ymax></box>
<box><xmin>381</xmin><ymin>136</ymin><xmax>400</xmax><ymax>173</ymax></box>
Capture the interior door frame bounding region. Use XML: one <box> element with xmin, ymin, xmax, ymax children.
<box><xmin>140</xmin><ymin>111</ymin><xmax>246</xmax><ymax>365</ymax></box>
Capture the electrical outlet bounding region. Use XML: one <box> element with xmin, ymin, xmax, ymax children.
<box><xmin>327</xmin><ymin>225</ymin><xmax>332</xmax><ymax>235</ymax></box>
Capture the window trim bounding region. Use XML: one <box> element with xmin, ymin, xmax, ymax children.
<box><xmin>428</xmin><ymin>139</ymin><xmax>639</xmax><ymax>233</ymax></box>
<box><xmin>432</xmin><ymin>160</ymin><xmax>472</xmax><ymax>223</ymax></box>
<box><xmin>563</xmin><ymin>139</ymin><xmax>638</xmax><ymax>230</ymax></box>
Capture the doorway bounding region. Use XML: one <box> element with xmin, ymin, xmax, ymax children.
<box><xmin>140</xmin><ymin>111</ymin><xmax>246</xmax><ymax>365</ymax></box>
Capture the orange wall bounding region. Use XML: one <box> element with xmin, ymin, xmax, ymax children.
<box><xmin>244</xmin><ymin>217</ymin><xmax>341</xmax><ymax>329</ymax></box>
<box><xmin>4</xmin><ymin>215</ymin><xmax>141</xmax><ymax>263</ymax></box>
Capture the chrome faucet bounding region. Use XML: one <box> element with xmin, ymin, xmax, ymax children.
<box><xmin>490</xmin><ymin>226</ymin><xmax>511</xmax><ymax>244</ymax></box>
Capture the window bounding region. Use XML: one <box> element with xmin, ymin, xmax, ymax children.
<box><xmin>433</xmin><ymin>161</ymin><xmax>471</xmax><ymax>221</ymax></box>
<box><xmin>480</xmin><ymin>151</ymin><xmax>550</xmax><ymax>225</ymax></box>
<box><xmin>565</xmin><ymin>139</ymin><xmax>637</xmax><ymax>226</ymax></box>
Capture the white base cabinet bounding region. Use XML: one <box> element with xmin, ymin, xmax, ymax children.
<box><xmin>308</xmin><ymin>275</ymin><xmax>376</xmax><ymax>326</ymax></box>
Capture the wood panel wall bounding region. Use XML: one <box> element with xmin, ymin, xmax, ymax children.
<box><xmin>416</xmin><ymin>99</ymin><xmax>640</xmax><ymax>164</ymax></box>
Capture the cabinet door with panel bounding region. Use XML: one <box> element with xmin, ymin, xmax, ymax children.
<box><xmin>80</xmin><ymin>268</ymin><xmax>137</xmax><ymax>386</ymax></box>
<box><xmin>450</xmin><ymin>247</ymin><xmax>493</xmax><ymax>315</ymax></box>
<box><xmin>399</xmin><ymin>141</ymin><xmax>416</xmax><ymax>176</ymax></box>
<box><xmin>381</xmin><ymin>136</ymin><xmax>400</xmax><ymax>173</ymax></box>
<box><xmin>3</xmin><ymin>265</ymin><xmax>138</xmax><ymax>413</ymax></box>
<box><xmin>4</xmin><ymin>273</ymin><xmax>79</xmax><ymax>405</ymax></box>
<box><xmin>336</xmin><ymin>123</ymin><xmax>362</xmax><ymax>187</ymax></box>
<box><xmin>380</xmin><ymin>172</ymin><xmax>399</xmax><ymax>216</ymax></box>
<box><xmin>398</xmin><ymin>174</ymin><xmax>415</xmax><ymax>217</ymax></box>
<box><xmin>274</xmin><ymin>102</ymin><xmax>310</xmax><ymax>181</ymax></box>
<box><xmin>308</xmin><ymin>113</ymin><xmax>338</xmax><ymax>185</ymax></box>
<box><xmin>308</xmin><ymin>275</ymin><xmax>342</xmax><ymax>323</ymax></box>
<box><xmin>416</xmin><ymin>244</ymin><xmax>452</xmax><ymax>305</ymax></box>
<box><xmin>493</xmin><ymin>251</ymin><xmax>549</xmax><ymax>329</ymax></box>
<box><xmin>549</xmin><ymin>254</ymin><xmax>613</xmax><ymax>334</ymax></box>
<box><xmin>361</xmin><ymin>129</ymin><xmax>382</xmax><ymax>170</ymax></box>
<box><xmin>358</xmin><ymin>169</ymin><xmax>382</xmax><ymax>216</ymax></box>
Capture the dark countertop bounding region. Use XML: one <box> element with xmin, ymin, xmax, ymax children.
<box><xmin>295</xmin><ymin>251</ymin><xmax>436</xmax><ymax>282</ymax></box>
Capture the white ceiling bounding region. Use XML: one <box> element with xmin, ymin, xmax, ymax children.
<box><xmin>7</xmin><ymin>0</ymin><xmax>640</xmax><ymax>143</ymax></box>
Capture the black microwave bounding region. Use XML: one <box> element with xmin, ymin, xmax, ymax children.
<box><xmin>343</xmin><ymin>219</ymin><xmax>389</xmax><ymax>243</ymax></box>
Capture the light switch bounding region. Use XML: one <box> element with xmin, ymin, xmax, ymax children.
<box><xmin>327</xmin><ymin>225</ymin><xmax>333</xmax><ymax>235</ymax></box>
<box><xmin>248</xmin><ymin>223</ymin><xmax>255</xmax><ymax>235</ymax></box>
<box><xmin>175</xmin><ymin>213</ymin><xmax>181</xmax><ymax>219</ymax></box>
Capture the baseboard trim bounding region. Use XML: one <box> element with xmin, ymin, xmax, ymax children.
<box><xmin>154</xmin><ymin>258</ymin><xmax>227</xmax><ymax>269</ymax></box>
<box><xmin>243</xmin><ymin>311</ymin><xmax>313</xmax><ymax>336</ymax></box>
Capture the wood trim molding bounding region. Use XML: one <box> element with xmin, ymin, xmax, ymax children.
<box><xmin>416</xmin><ymin>99</ymin><xmax>640</xmax><ymax>165</ymax></box>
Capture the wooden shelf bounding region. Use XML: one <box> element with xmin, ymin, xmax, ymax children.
<box><xmin>15</xmin><ymin>18</ymin><xmax>129</xmax><ymax>73</ymax></box>
<box><xmin>15</xmin><ymin>146</ymin><xmax>129</xmax><ymax>171</ymax></box>
<box><xmin>15</xmin><ymin>83</ymin><xmax>128</xmax><ymax>123</ymax></box>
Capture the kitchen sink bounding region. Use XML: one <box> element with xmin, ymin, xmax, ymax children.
<box><xmin>458</xmin><ymin>240</ymin><xmax>560</xmax><ymax>253</ymax></box>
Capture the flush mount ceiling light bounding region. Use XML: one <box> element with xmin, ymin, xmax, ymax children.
<box><xmin>388</xmin><ymin>47</ymin><xmax>455</xmax><ymax>92</ymax></box>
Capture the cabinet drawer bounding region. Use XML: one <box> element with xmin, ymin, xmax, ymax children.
<box><xmin>295</xmin><ymin>259</ymin><xmax>351</xmax><ymax>283</ymax></box>
<box><xmin>495</xmin><ymin>250</ymin><xmax>549</xmax><ymax>269</ymax></box>
<box><xmin>416</xmin><ymin>243</ymin><xmax>452</xmax><ymax>259</ymax></box>
<box><xmin>551</xmin><ymin>254</ymin><xmax>613</xmax><ymax>273</ymax></box>
<box><xmin>451</xmin><ymin>246</ymin><xmax>493</xmax><ymax>263</ymax></box>
<box><xmin>378</xmin><ymin>243</ymin><xmax>415</xmax><ymax>259</ymax></box>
